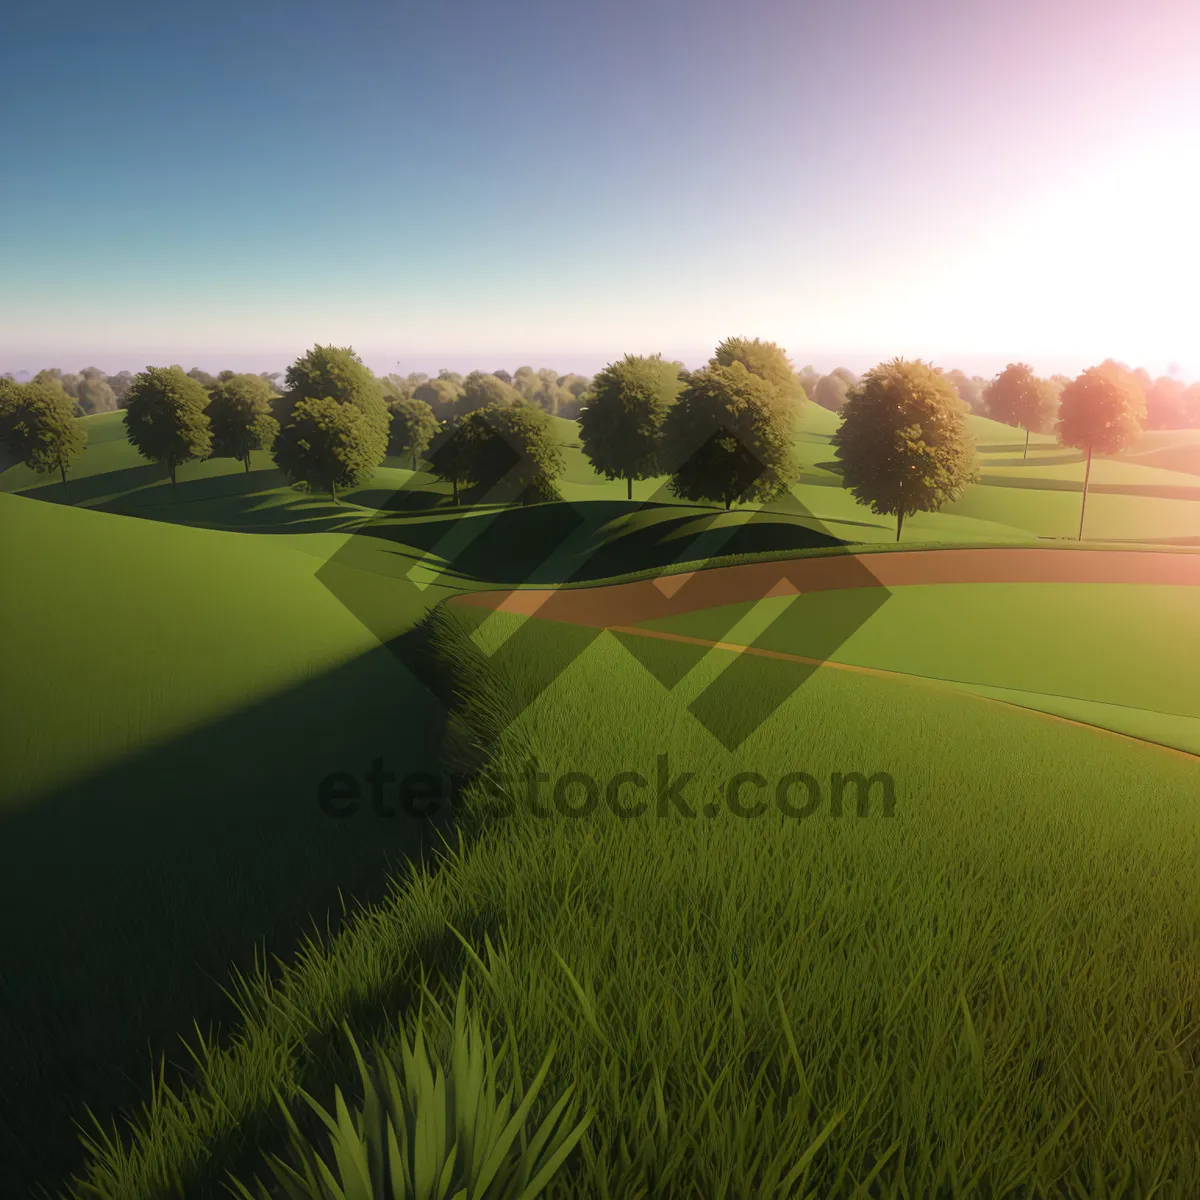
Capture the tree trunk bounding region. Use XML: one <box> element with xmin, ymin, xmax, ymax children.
<box><xmin>59</xmin><ymin>458</ymin><xmax>69</xmax><ymax>503</ymax></box>
<box><xmin>331</xmin><ymin>481</ymin><xmax>339</xmax><ymax>505</ymax></box>
<box><xmin>169</xmin><ymin>462</ymin><xmax>177</xmax><ymax>489</ymax></box>
<box><xmin>412</xmin><ymin>451</ymin><xmax>417</xmax><ymax>471</ymax></box>
<box><xmin>896</xmin><ymin>510</ymin><xmax>904</xmax><ymax>542</ymax></box>
<box><xmin>1023</xmin><ymin>428</ymin><xmax>1030</xmax><ymax>461</ymax></box>
<box><xmin>627</xmin><ymin>476</ymin><xmax>633</xmax><ymax>501</ymax></box>
<box><xmin>724</xmin><ymin>495</ymin><xmax>731</xmax><ymax>511</ymax></box>
<box><xmin>1078</xmin><ymin>447</ymin><xmax>1093</xmax><ymax>540</ymax></box>
<box><xmin>452</xmin><ymin>478</ymin><xmax>459</xmax><ymax>506</ymax></box>
<box><xmin>243</xmin><ymin>454</ymin><xmax>250</xmax><ymax>474</ymax></box>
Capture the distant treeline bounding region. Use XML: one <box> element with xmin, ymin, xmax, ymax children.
<box><xmin>6</xmin><ymin>359</ymin><xmax>1198</xmax><ymax>430</ymax></box>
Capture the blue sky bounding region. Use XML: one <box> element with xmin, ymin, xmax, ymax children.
<box><xmin>2</xmin><ymin>0</ymin><xmax>1198</xmax><ymax>379</ymax></box>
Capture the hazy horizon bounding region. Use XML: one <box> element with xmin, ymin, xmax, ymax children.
<box><xmin>2</xmin><ymin>349</ymin><xmax>1196</xmax><ymax>387</ymax></box>
<box><xmin>3</xmin><ymin>0</ymin><xmax>1197</xmax><ymax>379</ymax></box>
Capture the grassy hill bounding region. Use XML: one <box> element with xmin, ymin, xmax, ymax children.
<box><xmin>6</xmin><ymin>402</ymin><xmax>1200</xmax><ymax>1195</ymax></box>
<box><xmin>0</xmin><ymin>492</ymin><xmax>463</xmax><ymax>1192</ymax></box>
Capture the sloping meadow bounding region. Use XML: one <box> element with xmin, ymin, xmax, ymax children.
<box><xmin>67</xmin><ymin>601</ymin><xmax>1200</xmax><ymax>1198</ymax></box>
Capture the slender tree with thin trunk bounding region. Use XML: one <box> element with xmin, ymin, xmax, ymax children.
<box><xmin>1056</xmin><ymin>365</ymin><xmax>1145</xmax><ymax>540</ymax></box>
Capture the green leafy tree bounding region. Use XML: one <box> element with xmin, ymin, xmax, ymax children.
<box><xmin>796</xmin><ymin>365</ymin><xmax>821</xmax><ymax>397</ymax></box>
<box><xmin>205</xmin><ymin>374</ymin><xmax>281</xmax><ymax>472</ymax></box>
<box><xmin>984</xmin><ymin>362</ymin><xmax>1059</xmax><ymax>459</ymax></box>
<box><xmin>1056</xmin><ymin>365</ymin><xmax>1145</xmax><ymax>539</ymax></box>
<box><xmin>123</xmin><ymin>365</ymin><xmax>213</xmax><ymax>487</ymax></box>
<box><xmin>412</xmin><ymin>376</ymin><xmax>462</xmax><ymax>421</ymax></box>
<box><xmin>386</xmin><ymin>395</ymin><xmax>439</xmax><ymax>469</ymax></box>
<box><xmin>0</xmin><ymin>382</ymin><xmax>89</xmax><ymax>500</ymax></box>
<box><xmin>578</xmin><ymin>353</ymin><xmax>682</xmax><ymax>499</ymax></box>
<box><xmin>107</xmin><ymin>370</ymin><xmax>135</xmax><ymax>405</ymax></box>
<box><xmin>426</xmin><ymin>403</ymin><xmax>564</xmax><ymax>505</ymax></box>
<box><xmin>425</xmin><ymin>415</ymin><xmax>485</xmax><ymax>505</ymax></box>
<box><xmin>273</xmin><ymin>397</ymin><xmax>381</xmax><ymax>503</ymax></box>
<box><xmin>273</xmin><ymin>345</ymin><xmax>389</xmax><ymax>493</ymax></box>
<box><xmin>812</xmin><ymin>373</ymin><xmax>850</xmax><ymax>412</ymax></box>
<box><xmin>76</xmin><ymin>368</ymin><xmax>118</xmax><ymax>415</ymax></box>
<box><xmin>661</xmin><ymin>362</ymin><xmax>798</xmax><ymax>510</ymax></box>
<box><xmin>710</xmin><ymin>336</ymin><xmax>806</xmax><ymax>408</ymax></box>
<box><xmin>833</xmin><ymin>358</ymin><xmax>978</xmax><ymax>541</ymax></box>
<box><xmin>187</xmin><ymin>367</ymin><xmax>218</xmax><ymax>390</ymax></box>
<box><xmin>455</xmin><ymin>371</ymin><xmax>524</xmax><ymax>415</ymax></box>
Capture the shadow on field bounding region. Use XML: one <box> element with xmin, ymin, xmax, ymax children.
<box><xmin>0</xmin><ymin>640</ymin><xmax>456</xmax><ymax>1199</ymax></box>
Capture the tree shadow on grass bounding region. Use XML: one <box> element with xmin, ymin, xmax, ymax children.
<box><xmin>0</xmin><ymin>639</ymin><xmax>459</xmax><ymax>1199</ymax></box>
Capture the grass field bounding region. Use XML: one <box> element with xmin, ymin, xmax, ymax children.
<box><xmin>633</xmin><ymin>581</ymin><xmax>1200</xmax><ymax>753</ymax></box>
<box><xmin>4</xmin><ymin>403</ymin><xmax>1200</xmax><ymax>1196</ymax></box>
<box><xmin>61</xmin><ymin>607</ymin><xmax>1200</xmax><ymax>1198</ymax></box>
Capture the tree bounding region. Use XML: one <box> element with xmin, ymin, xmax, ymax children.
<box><xmin>386</xmin><ymin>395</ymin><xmax>439</xmax><ymax>469</ymax></box>
<box><xmin>413</xmin><ymin>376</ymin><xmax>462</xmax><ymax>421</ymax></box>
<box><xmin>425</xmin><ymin>415</ymin><xmax>485</xmax><ymax>506</ymax></box>
<box><xmin>1056</xmin><ymin>365</ymin><xmax>1145</xmax><ymax>539</ymax></box>
<box><xmin>455</xmin><ymin>371</ymin><xmax>524</xmax><ymax>415</ymax></box>
<box><xmin>831</xmin><ymin>367</ymin><xmax>859</xmax><ymax>387</ymax></box>
<box><xmin>464</xmin><ymin>403</ymin><xmax>565</xmax><ymax>503</ymax></box>
<box><xmin>1145</xmin><ymin>376</ymin><xmax>1189</xmax><ymax>429</ymax></box>
<box><xmin>661</xmin><ymin>362</ymin><xmax>798</xmax><ymax>510</ymax></box>
<box><xmin>273</xmin><ymin>346</ymin><xmax>389</xmax><ymax>497</ymax></box>
<box><xmin>123</xmin><ymin>366</ymin><xmax>213</xmax><ymax>487</ymax></box>
<box><xmin>491</xmin><ymin>369</ymin><xmax>514</xmax><ymax>385</ymax></box>
<box><xmin>273</xmin><ymin>397</ymin><xmax>380</xmax><ymax>503</ymax></box>
<box><xmin>426</xmin><ymin>403</ymin><xmax>565</xmax><ymax>505</ymax></box>
<box><xmin>710</xmin><ymin>336</ymin><xmax>806</xmax><ymax>408</ymax></box>
<box><xmin>812</xmin><ymin>373</ymin><xmax>850</xmax><ymax>412</ymax></box>
<box><xmin>107</xmin><ymin>371</ymin><xmax>135</xmax><ymax>405</ymax></box>
<box><xmin>833</xmin><ymin>358</ymin><xmax>978</xmax><ymax>542</ymax></box>
<box><xmin>75</xmin><ymin>369</ymin><xmax>118</xmax><ymax>415</ymax></box>
<box><xmin>187</xmin><ymin>367</ymin><xmax>218</xmax><ymax>390</ymax></box>
<box><xmin>206</xmin><ymin>374</ymin><xmax>280</xmax><ymax>472</ymax></box>
<box><xmin>983</xmin><ymin>362</ymin><xmax>1059</xmax><ymax>459</ymax></box>
<box><xmin>945</xmin><ymin>369</ymin><xmax>986</xmax><ymax>415</ymax></box>
<box><xmin>796</xmin><ymin>365</ymin><xmax>821</xmax><ymax>397</ymax></box>
<box><xmin>511</xmin><ymin>365</ymin><xmax>538</xmax><ymax>401</ymax></box>
<box><xmin>578</xmin><ymin>354</ymin><xmax>682</xmax><ymax>499</ymax></box>
<box><xmin>0</xmin><ymin>382</ymin><xmax>89</xmax><ymax>500</ymax></box>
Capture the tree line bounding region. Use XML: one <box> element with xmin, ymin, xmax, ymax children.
<box><xmin>0</xmin><ymin>339</ymin><xmax>1164</xmax><ymax>539</ymax></box>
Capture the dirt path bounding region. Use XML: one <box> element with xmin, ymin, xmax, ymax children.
<box><xmin>450</xmin><ymin>547</ymin><xmax>1200</xmax><ymax>628</ymax></box>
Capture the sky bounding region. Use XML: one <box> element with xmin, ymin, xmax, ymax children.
<box><xmin>2</xmin><ymin>0</ymin><xmax>1198</xmax><ymax>381</ymax></box>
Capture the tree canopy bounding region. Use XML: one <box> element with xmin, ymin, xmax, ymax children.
<box><xmin>812</xmin><ymin>373</ymin><xmax>850</xmax><ymax>412</ymax></box>
<box><xmin>709</xmin><ymin>336</ymin><xmax>806</xmax><ymax>408</ymax></box>
<box><xmin>984</xmin><ymin>362</ymin><xmax>1060</xmax><ymax>458</ymax></box>
<box><xmin>273</xmin><ymin>346</ymin><xmax>389</xmax><ymax>492</ymax></box>
<box><xmin>386</xmin><ymin>395</ymin><xmax>439</xmax><ymax>469</ymax></box>
<box><xmin>833</xmin><ymin>359</ymin><xmax>977</xmax><ymax>541</ymax></box>
<box><xmin>455</xmin><ymin>371</ymin><xmax>525</xmax><ymax>415</ymax></box>
<box><xmin>661</xmin><ymin>362</ymin><xmax>798</xmax><ymax>510</ymax></box>
<box><xmin>205</xmin><ymin>374</ymin><xmax>280</xmax><ymax>472</ymax></box>
<box><xmin>123</xmin><ymin>366</ymin><xmax>213</xmax><ymax>485</ymax></box>
<box><xmin>0</xmin><ymin>381</ymin><xmax>88</xmax><ymax>498</ymax></box>
<box><xmin>1056</xmin><ymin>364</ymin><xmax>1145</xmax><ymax>539</ymax></box>
<box><xmin>578</xmin><ymin>353</ymin><xmax>682</xmax><ymax>498</ymax></box>
<box><xmin>273</xmin><ymin>396</ymin><xmax>382</xmax><ymax>502</ymax></box>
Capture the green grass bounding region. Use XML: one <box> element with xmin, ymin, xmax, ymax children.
<box><xmin>0</xmin><ymin>493</ymin><xmax>468</xmax><ymax>1195</ymax></box>
<box><xmin>634</xmin><ymin>580</ymin><xmax>1200</xmax><ymax>752</ymax></box>
<box><xmin>64</xmin><ymin>606</ymin><xmax>1200</xmax><ymax>1197</ymax></box>
<box><xmin>9</xmin><ymin>404</ymin><xmax>1200</xmax><ymax>1194</ymax></box>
